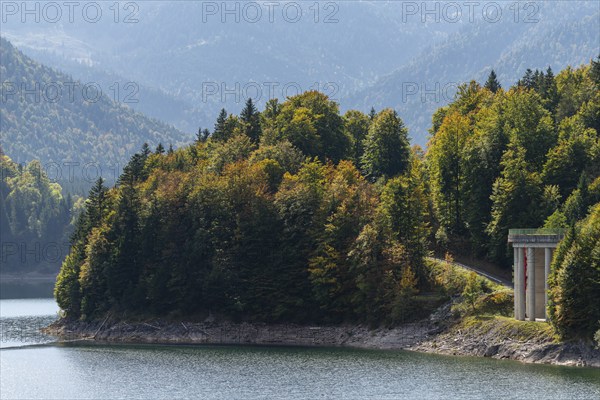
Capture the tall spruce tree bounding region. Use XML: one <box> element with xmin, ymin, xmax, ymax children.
<box><xmin>484</xmin><ymin>70</ymin><xmax>501</xmax><ymax>93</ymax></box>
<box><xmin>240</xmin><ymin>98</ymin><xmax>262</xmax><ymax>143</ymax></box>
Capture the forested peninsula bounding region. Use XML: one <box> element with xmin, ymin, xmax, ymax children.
<box><xmin>50</xmin><ymin>60</ymin><xmax>600</xmax><ymax>365</ymax></box>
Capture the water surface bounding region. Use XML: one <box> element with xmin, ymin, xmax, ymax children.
<box><xmin>1</xmin><ymin>298</ymin><xmax>599</xmax><ymax>400</ymax></box>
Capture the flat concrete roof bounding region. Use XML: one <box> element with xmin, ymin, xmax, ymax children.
<box><xmin>508</xmin><ymin>228</ymin><xmax>565</xmax><ymax>245</ymax></box>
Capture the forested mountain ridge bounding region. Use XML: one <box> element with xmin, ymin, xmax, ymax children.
<box><xmin>351</xmin><ymin>2</ymin><xmax>600</xmax><ymax>142</ymax></box>
<box><xmin>0</xmin><ymin>37</ymin><xmax>190</xmax><ymax>187</ymax></box>
<box><xmin>3</xmin><ymin>1</ymin><xmax>455</xmax><ymax>133</ymax></box>
<box><xmin>55</xmin><ymin>60</ymin><xmax>600</xmax><ymax>340</ymax></box>
<box><xmin>4</xmin><ymin>2</ymin><xmax>596</xmax><ymax>143</ymax></box>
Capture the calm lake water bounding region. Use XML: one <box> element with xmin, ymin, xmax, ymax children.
<box><xmin>1</xmin><ymin>298</ymin><xmax>599</xmax><ymax>400</ymax></box>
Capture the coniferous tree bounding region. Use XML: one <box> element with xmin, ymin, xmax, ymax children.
<box><xmin>369</xmin><ymin>107</ymin><xmax>376</xmax><ymax>120</ymax></box>
<box><xmin>212</xmin><ymin>109</ymin><xmax>229</xmax><ymax>141</ymax></box>
<box><xmin>240</xmin><ymin>98</ymin><xmax>262</xmax><ymax>143</ymax></box>
<box><xmin>548</xmin><ymin>203</ymin><xmax>600</xmax><ymax>339</ymax></box>
<box><xmin>484</xmin><ymin>70</ymin><xmax>501</xmax><ymax>93</ymax></box>
<box><xmin>196</xmin><ymin>128</ymin><xmax>210</xmax><ymax>143</ymax></box>
<box><xmin>591</xmin><ymin>55</ymin><xmax>600</xmax><ymax>87</ymax></box>
<box><xmin>487</xmin><ymin>141</ymin><xmax>547</xmax><ymax>263</ymax></box>
<box><xmin>519</xmin><ymin>68</ymin><xmax>535</xmax><ymax>89</ymax></box>
<box><xmin>141</xmin><ymin>143</ymin><xmax>151</xmax><ymax>158</ymax></box>
<box><xmin>541</xmin><ymin>67</ymin><xmax>559</xmax><ymax>113</ymax></box>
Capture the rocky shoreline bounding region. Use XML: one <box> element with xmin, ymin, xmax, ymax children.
<box><xmin>408</xmin><ymin>329</ymin><xmax>600</xmax><ymax>368</ymax></box>
<box><xmin>43</xmin><ymin>313</ymin><xmax>600</xmax><ymax>368</ymax></box>
<box><xmin>43</xmin><ymin>318</ymin><xmax>432</xmax><ymax>349</ymax></box>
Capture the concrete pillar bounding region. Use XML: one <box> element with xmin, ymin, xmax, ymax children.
<box><xmin>527</xmin><ymin>247</ymin><xmax>536</xmax><ymax>321</ymax></box>
<box><xmin>517</xmin><ymin>247</ymin><xmax>526</xmax><ymax>320</ymax></box>
<box><xmin>513</xmin><ymin>249</ymin><xmax>519</xmax><ymax>320</ymax></box>
<box><xmin>544</xmin><ymin>247</ymin><xmax>552</xmax><ymax>319</ymax></box>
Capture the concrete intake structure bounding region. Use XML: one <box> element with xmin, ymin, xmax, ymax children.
<box><xmin>508</xmin><ymin>229</ymin><xmax>564</xmax><ymax>321</ymax></box>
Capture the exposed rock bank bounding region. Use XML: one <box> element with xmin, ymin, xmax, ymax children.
<box><xmin>43</xmin><ymin>318</ymin><xmax>431</xmax><ymax>349</ymax></box>
<box><xmin>409</xmin><ymin>329</ymin><xmax>600</xmax><ymax>368</ymax></box>
<box><xmin>43</xmin><ymin>307</ymin><xmax>600</xmax><ymax>368</ymax></box>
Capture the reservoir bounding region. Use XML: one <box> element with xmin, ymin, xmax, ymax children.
<box><xmin>1</xmin><ymin>297</ymin><xmax>599</xmax><ymax>400</ymax></box>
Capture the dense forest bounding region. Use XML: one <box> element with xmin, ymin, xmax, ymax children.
<box><xmin>56</xmin><ymin>59</ymin><xmax>599</xmax><ymax>339</ymax></box>
<box><xmin>0</xmin><ymin>37</ymin><xmax>189</xmax><ymax>190</ymax></box>
<box><xmin>1</xmin><ymin>148</ymin><xmax>78</xmax><ymax>272</ymax></box>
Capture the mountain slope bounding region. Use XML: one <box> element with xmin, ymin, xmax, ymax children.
<box><xmin>0</xmin><ymin>38</ymin><xmax>191</xmax><ymax>183</ymax></box>
<box><xmin>1</xmin><ymin>1</ymin><xmax>458</xmax><ymax>133</ymax></box>
<box><xmin>349</xmin><ymin>2</ymin><xmax>600</xmax><ymax>143</ymax></box>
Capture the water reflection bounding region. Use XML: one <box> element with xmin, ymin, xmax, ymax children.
<box><xmin>0</xmin><ymin>280</ymin><xmax>55</xmax><ymax>299</ymax></box>
<box><xmin>0</xmin><ymin>298</ymin><xmax>599</xmax><ymax>400</ymax></box>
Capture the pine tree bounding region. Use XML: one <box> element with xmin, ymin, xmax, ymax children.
<box><xmin>519</xmin><ymin>68</ymin><xmax>535</xmax><ymax>89</ymax></box>
<box><xmin>541</xmin><ymin>67</ymin><xmax>559</xmax><ymax>113</ymax></box>
<box><xmin>591</xmin><ymin>55</ymin><xmax>600</xmax><ymax>87</ymax></box>
<box><xmin>141</xmin><ymin>142</ymin><xmax>151</xmax><ymax>157</ymax></box>
<box><xmin>548</xmin><ymin>203</ymin><xmax>600</xmax><ymax>339</ymax></box>
<box><xmin>484</xmin><ymin>70</ymin><xmax>501</xmax><ymax>93</ymax></box>
<box><xmin>155</xmin><ymin>143</ymin><xmax>165</xmax><ymax>154</ymax></box>
<box><xmin>212</xmin><ymin>109</ymin><xmax>229</xmax><ymax>141</ymax></box>
<box><xmin>487</xmin><ymin>141</ymin><xmax>546</xmax><ymax>263</ymax></box>
<box><xmin>196</xmin><ymin>128</ymin><xmax>210</xmax><ymax>143</ymax></box>
<box><xmin>369</xmin><ymin>107</ymin><xmax>377</xmax><ymax>120</ymax></box>
<box><xmin>86</xmin><ymin>177</ymin><xmax>107</xmax><ymax>229</ymax></box>
<box><xmin>240</xmin><ymin>98</ymin><xmax>261</xmax><ymax>143</ymax></box>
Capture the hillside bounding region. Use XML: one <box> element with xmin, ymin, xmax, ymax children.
<box><xmin>0</xmin><ymin>148</ymin><xmax>77</xmax><ymax>273</ymax></box>
<box><xmin>350</xmin><ymin>2</ymin><xmax>600</xmax><ymax>143</ymax></box>
<box><xmin>0</xmin><ymin>38</ymin><xmax>191</xmax><ymax>187</ymax></box>
<box><xmin>0</xmin><ymin>1</ymin><xmax>458</xmax><ymax>136</ymax></box>
<box><xmin>53</xmin><ymin>61</ymin><xmax>599</xmax><ymax>342</ymax></box>
<box><xmin>2</xmin><ymin>2</ymin><xmax>597</xmax><ymax>145</ymax></box>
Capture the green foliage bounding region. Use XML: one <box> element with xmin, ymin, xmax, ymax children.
<box><xmin>457</xmin><ymin>316</ymin><xmax>555</xmax><ymax>343</ymax></box>
<box><xmin>343</xmin><ymin>110</ymin><xmax>371</xmax><ymax>166</ymax></box>
<box><xmin>274</xmin><ymin>91</ymin><xmax>350</xmax><ymax>162</ymax></box>
<box><xmin>361</xmin><ymin>109</ymin><xmax>411</xmax><ymax>180</ymax></box>
<box><xmin>548</xmin><ymin>203</ymin><xmax>600</xmax><ymax>340</ymax></box>
<box><xmin>487</xmin><ymin>142</ymin><xmax>548</xmax><ymax>263</ymax></box>
<box><xmin>57</xmin><ymin>137</ymin><xmax>429</xmax><ymax>324</ymax></box>
<box><xmin>484</xmin><ymin>70</ymin><xmax>501</xmax><ymax>93</ymax></box>
<box><xmin>428</xmin><ymin>60</ymin><xmax>598</xmax><ymax>266</ymax></box>
<box><xmin>1</xmin><ymin>151</ymin><xmax>77</xmax><ymax>272</ymax></box>
<box><xmin>476</xmin><ymin>289</ymin><xmax>513</xmax><ymax>317</ymax></box>
<box><xmin>55</xmin><ymin>107</ymin><xmax>427</xmax><ymax>324</ymax></box>
<box><xmin>462</xmin><ymin>272</ymin><xmax>484</xmax><ymax>313</ymax></box>
<box><xmin>53</xmin><ymin>59</ymin><xmax>599</xmax><ymax>331</ymax></box>
<box><xmin>0</xmin><ymin>38</ymin><xmax>186</xmax><ymax>182</ymax></box>
<box><xmin>240</xmin><ymin>98</ymin><xmax>262</xmax><ymax>143</ymax></box>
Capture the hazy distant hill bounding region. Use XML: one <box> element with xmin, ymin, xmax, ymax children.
<box><xmin>350</xmin><ymin>2</ymin><xmax>599</xmax><ymax>142</ymax></box>
<box><xmin>0</xmin><ymin>37</ymin><xmax>191</xmax><ymax>186</ymax></box>
<box><xmin>1</xmin><ymin>1</ymin><xmax>458</xmax><ymax>134</ymax></box>
<box><xmin>2</xmin><ymin>1</ymin><xmax>598</xmax><ymax>145</ymax></box>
